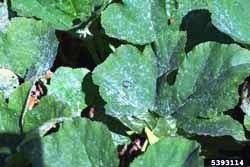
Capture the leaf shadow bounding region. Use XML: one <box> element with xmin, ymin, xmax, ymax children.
<box><xmin>81</xmin><ymin>73</ymin><xmax>130</xmax><ymax>136</ymax></box>
<box><xmin>0</xmin><ymin>133</ymin><xmax>43</xmax><ymax>167</ymax></box>
<box><xmin>180</xmin><ymin>9</ymin><xmax>237</xmax><ymax>52</ymax></box>
<box><xmin>82</xmin><ymin>72</ymin><xmax>106</xmax><ymax>107</ymax></box>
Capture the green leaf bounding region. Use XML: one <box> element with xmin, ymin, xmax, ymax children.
<box><xmin>0</xmin><ymin>18</ymin><xmax>58</xmax><ymax>78</ymax></box>
<box><xmin>0</xmin><ymin>82</ymin><xmax>31</xmax><ymax>134</ymax></box>
<box><xmin>0</xmin><ymin>93</ymin><xmax>4</xmax><ymax>104</ymax></box>
<box><xmin>21</xmin><ymin>118</ymin><xmax>119</xmax><ymax>167</ymax></box>
<box><xmin>23</xmin><ymin>96</ymin><xmax>71</xmax><ymax>132</ymax></box>
<box><xmin>208</xmin><ymin>0</ymin><xmax>250</xmax><ymax>45</ymax></box>
<box><xmin>11</xmin><ymin>0</ymin><xmax>110</xmax><ymax>30</ymax></box>
<box><xmin>101</xmin><ymin>0</ymin><xmax>188</xmax><ymax>77</ymax></box>
<box><xmin>101</xmin><ymin>0</ymin><xmax>168</xmax><ymax>44</ymax></box>
<box><xmin>101</xmin><ymin>0</ymin><xmax>207</xmax><ymax>44</ymax></box>
<box><xmin>158</xmin><ymin>42</ymin><xmax>250</xmax><ymax>115</ymax></box>
<box><xmin>158</xmin><ymin>42</ymin><xmax>250</xmax><ymax>140</ymax></box>
<box><xmin>175</xmin><ymin>110</ymin><xmax>246</xmax><ymax>141</ymax></box>
<box><xmin>93</xmin><ymin>45</ymin><xmax>158</xmax><ymax>131</ymax></box>
<box><xmin>0</xmin><ymin>106</ymin><xmax>20</xmax><ymax>134</ymax></box>
<box><xmin>0</xmin><ymin>1</ymin><xmax>9</xmax><ymax>32</ymax></box>
<box><xmin>244</xmin><ymin>116</ymin><xmax>250</xmax><ymax>131</ymax></box>
<box><xmin>111</xmin><ymin>132</ymin><xmax>130</xmax><ymax>146</ymax></box>
<box><xmin>152</xmin><ymin>116</ymin><xmax>177</xmax><ymax>137</ymax></box>
<box><xmin>101</xmin><ymin>0</ymin><xmax>187</xmax><ymax>75</ymax></box>
<box><xmin>48</xmin><ymin>67</ymin><xmax>89</xmax><ymax>114</ymax></box>
<box><xmin>131</xmin><ymin>137</ymin><xmax>203</xmax><ymax>167</ymax></box>
<box><xmin>155</xmin><ymin>29</ymin><xmax>186</xmax><ymax>76</ymax></box>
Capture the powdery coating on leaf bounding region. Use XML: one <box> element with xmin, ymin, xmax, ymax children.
<box><xmin>155</xmin><ymin>29</ymin><xmax>186</xmax><ymax>76</ymax></box>
<box><xmin>208</xmin><ymin>0</ymin><xmax>250</xmax><ymax>44</ymax></box>
<box><xmin>101</xmin><ymin>0</ymin><xmax>168</xmax><ymax>44</ymax></box>
<box><xmin>21</xmin><ymin>118</ymin><xmax>119</xmax><ymax>167</ymax></box>
<box><xmin>0</xmin><ymin>2</ymin><xmax>9</xmax><ymax>32</ymax></box>
<box><xmin>0</xmin><ymin>18</ymin><xmax>58</xmax><ymax>78</ymax></box>
<box><xmin>152</xmin><ymin>116</ymin><xmax>177</xmax><ymax>137</ymax></box>
<box><xmin>131</xmin><ymin>137</ymin><xmax>203</xmax><ymax>167</ymax></box>
<box><xmin>12</xmin><ymin>0</ymin><xmax>110</xmax><ymax>30</ymax></box>
<box><xmin>179</xmin><ymin>43</ymin><xmax>250</xmax><ymax>115</ymax></box>
<box><xmin>158</xmin><ymin>42</ymin><xmax>250</xmax><ymax>140</ymax></box>
<box><xmin>48</xmin><ymin>67</ymin><xmax>89</xmax><ymax>114</ymax></box>
<box><xmin>158</xmin><ymin>42</ymin><xmax>250</xmax><ymax>115</ymax></box>
<box><xmin>176</xmin><ymin>110</ymin><xmax>246</xmax><ymax>141</ymax></box>
<box><xmin>111</xmin><ymin>132</ymin><xmax>130</xmax><ymax>146</ymax></box>
<box><xmin>0</xmin><ymin>68</ymin><xmax>19</xmax><ymax>98</ymax></box>
<box><xmin>93</xmin><ymin>45</ymin><xmax>158</xmax><ymax>131</ymax></box>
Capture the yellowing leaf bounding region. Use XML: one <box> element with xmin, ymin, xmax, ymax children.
<box><xmin>145</xmin><ymin>127</ymin><xmax>159</xmax><ymax>145</ymax></box>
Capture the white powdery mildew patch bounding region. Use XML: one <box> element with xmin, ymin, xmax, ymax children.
<box><xmin>102</xmin><ymin>0</ymin><xmax>168</xmax><ymax>44</ymax></box>
<box><xmin>0</xmin><ymin>2</ymin><xmax>9</xmax><ymax>32</ymax></box>
<box><xmin>165</xmin><ymin>0</ymin><xmax>172</xmax><ymax>17</ymax></box>
<box><xmin>211</xmin><ymin>0</ymin><xmax>248</xmax><ymax>43</ymax></box>
<box><xmin>147</xmin><ymin>1</ymin><xmax>156</xmax><ymax>41</ymax></box>
<box><xmin>92</xmin><ymin>45</ymin><xmax>157</xmax><ymax>128</ymax></box>
<box><xmin>38</xmin><ymin>29</ymin><xmax>58</xmax><ymax>75</ymax></box>
<box><xmin>0</xmin><ymin>69</ymin><xmax>19</xmax><ymax>98</ymax></box>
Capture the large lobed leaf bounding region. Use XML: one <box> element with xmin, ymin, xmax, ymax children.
<box><xmin>101</xmin><ymin>0</ymin><xmax>168</xmax><ymax>44</ymax></box>
<box><xmin>101</xmin><ymin>0</ymin><xmax>188</xmax><ymax>78</ymax></box>
<box><xmin>23</xmin><ymin>96</ymin><xmax>71</xmax><ymax>132</ymax></box>
<box><xmin>208</xmin><ymin>0</ymin><xmax>250</xmax><ymax>45</ymax></box>
<box><xmin>131</xmin><ymin>137</ymin><xmax>203</xmax><ymax>167</ymax></box>
<box><xmin>0</xmin><ymin>66</ymin><xmax>91</xmax><ymax>134</ymax></box>
<box><xmin>158</xmin><ymin>42</ymin><xmax>250</xmax><ymax>114</ymax></box>
<box><xmin>175</xmin><ymin>110</ymin><xmax>246</xmax><ymax>141</ymax></box>
<box><xmin>158</xmin><ymin>42</ymin><xmax>250</xmax><ymax>140</ymax></box>
<box><xmin>22</xmin><ymin>67</ymin><xmax>90</xmax><ymax>132</ymax></box>
<box><xmin>101</xmin><ymin>0</ymin><xmax>207</xmax><ymax>45</ymax></box>
<box><xmin>11</xmin><ymin>0</ymin><xmax>110</xmax><ymax>30</ymax></box>
<box><xmin>47</xmin><ymin>67</ymin><xmax>89</xmax><ymax>115</ymax></box>
<box><xmin>155</xmin><ymin>29</ymin><xmax>186</xmax><ymax>77</ymax></box>
<box><xmin>93</xmin><ymin>45</ymin><xmax>158</xmax><ymax>131</ymax></box>
<box><xmin>0</xmin><ymin>18</ymin><xmax>58</xmax><ymax>79</ymax></box>
<box><xmin>20</xmin><ymin>118</ymin><xmax>119</xmax><ymax>167</ymax></box>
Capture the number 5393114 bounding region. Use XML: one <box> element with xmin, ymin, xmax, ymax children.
<box><xmin>210</xmin><ymin>159</ymin><xmax>244</xmax><ymax>166</ymax></box>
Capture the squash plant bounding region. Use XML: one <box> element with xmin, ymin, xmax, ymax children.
<box><xmin>0</xmin><ymin>0</ymin><xmax>250</xmax><ymax>166</ymax></box>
